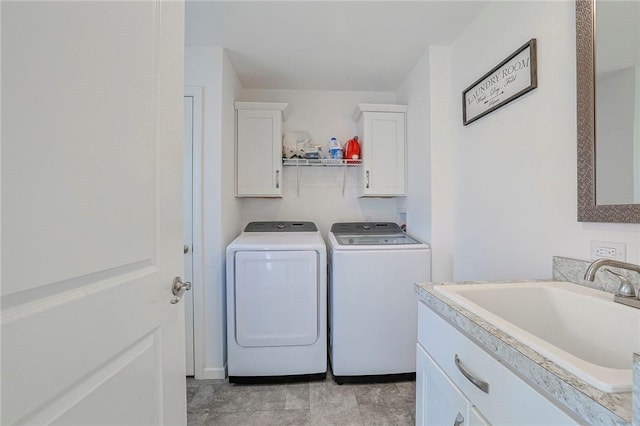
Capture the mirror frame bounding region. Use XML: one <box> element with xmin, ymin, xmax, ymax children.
<box><xmin>576</xmin><ymin>0</ymin><xmax>640</xmax><ymax>223</ymax></box>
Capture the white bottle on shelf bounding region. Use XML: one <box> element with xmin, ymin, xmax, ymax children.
<box><xmin>329</xmin><ymin>137</ymin><xmax>343</xmax><ymax>159</ymax></box>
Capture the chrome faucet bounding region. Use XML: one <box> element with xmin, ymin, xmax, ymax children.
<box><xmin>584</xmin><ymin>258</ymin><xmax>640</xmax><ymax>281</ymax></box>
<box><xmin>584</xmin><ymin>258</ymin><xmax>640</xmax><ymax>309</ymax></box>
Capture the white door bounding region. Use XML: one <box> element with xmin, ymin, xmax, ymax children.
<box><xmin>1</xmin><ymin>2</ymin><xmax>186</xmax><ymax>425</ymax></box>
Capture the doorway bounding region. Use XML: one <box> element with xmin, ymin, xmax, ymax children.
<box><xmin>184</xmin><ymin>87</ymin><xmax>204</xmax><ymax>377</ymax></box>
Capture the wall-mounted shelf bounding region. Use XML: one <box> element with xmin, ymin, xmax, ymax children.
<box><xmin>281</xmin><ymin>158</ymin><xmax>362</xmax><ymax>197</ymax></box>
<box><xmin>282</xmin><ymin>158</ymin><xmax>362</xmax><ymax>167</ymax></box>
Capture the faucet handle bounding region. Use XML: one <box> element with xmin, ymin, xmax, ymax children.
<box><xmin>604</xmin><ymin>268</ymin><xmax>636</xmax><ymax>298</ymax></box>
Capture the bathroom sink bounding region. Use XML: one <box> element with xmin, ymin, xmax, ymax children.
<box><xmin>433</xmin><ymin>281</ymin><xmax>640</xmax><ymax>393</ymax></box>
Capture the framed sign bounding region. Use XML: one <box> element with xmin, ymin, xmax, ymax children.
<box><xmin>463</xmin><ymin>39</ymin><xmax>537</xmax><ymax>125</ymax></box>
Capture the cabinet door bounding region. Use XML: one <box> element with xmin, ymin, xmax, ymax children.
<box><xmin>417</xmin><ymin>343</ymin><xmax>473</xmax><ymax>426</ymax></box>
<box><xmin>236</xmin><ymin>109</ymin><xmax>282</xmax><ymax>197</ymax></box>
<box><xmin>468</xmin><ymin>407</ymin><xmax>491</xmax><ymax>426</ymax></box>
<box><xmin>360</xmin><ymin>112</ymin><xmax>405</xmax><ymax>196</ymax></box>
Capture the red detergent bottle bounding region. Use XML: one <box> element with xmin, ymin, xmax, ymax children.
<box><xmin>344</xmin><ymin>136</ymin><xmax>360</xmax><ymax>163</ymax></box>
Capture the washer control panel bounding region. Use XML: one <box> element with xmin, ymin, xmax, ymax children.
<box><xmin>330</xmin><ymin>222</ymin><xmax>403</xmax><ymax>235</ymax></box>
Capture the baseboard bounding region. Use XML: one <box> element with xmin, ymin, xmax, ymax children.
<box><xmin>199</xmin><ymin>366</ymin><xmax>227</xmax><ymax>380</ymax></box>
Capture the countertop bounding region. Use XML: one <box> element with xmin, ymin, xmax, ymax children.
<box><xmin>415</xmin><ymin>280</ymin><xmax>632</xmax><ymax>425</ymax></box>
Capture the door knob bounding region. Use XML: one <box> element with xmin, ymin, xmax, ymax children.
<box><xmin>170</xmin><ymin>276</ymin><xmax>191</xmax><ymax>304</ymax></box>
<box><xmin>184</xmin><ymin>245</ymin><xmax>190</xmax><ymax>254</ymax></box>
<box><xmin>453</xmin><ymin>413</ymin><xmax>464</xmax><ymax>426</ymax></box>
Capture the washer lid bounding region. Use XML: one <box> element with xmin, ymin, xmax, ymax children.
<box><xmin>330</xmin><ymin>222</ymin><xmax>403</xmax><ymax>235</ymax></box>
<box><xmin>244</xmin><ymin>221</ymin><xmax>318</xmax><ymax>232</ymax></box>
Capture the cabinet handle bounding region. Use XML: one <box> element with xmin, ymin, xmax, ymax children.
<box><xmin>276</xmin><ymin>170</ymin><xmax>280</xmax><ymax>189</ymax></box>
<box><xmin>366</xmin><ymin>170</ymin><xmax>370</xmax><ymax>189</ymax></box>
<box><xmin>453</xmin><ymin>413</ymin><xmax>464</xmax><ymax>426</ymax></box>
<box><xmin>455</xmin><ymin>354</ymin><xmax>489</xmax><ymax>393</ymax></box>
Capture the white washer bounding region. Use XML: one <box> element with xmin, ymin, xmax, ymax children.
<box><xmin>226</xmin><ymin>221</ymin><xmax>327</xmax><ymax>382</ymax></box>
<box><xmin>328</xmin><ymin>222</ymin><xmax>431</xmax><ymax>383</ymax></box>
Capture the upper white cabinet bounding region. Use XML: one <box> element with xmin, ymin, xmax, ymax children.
<box><xmin>352</xmin><ymin>104</ymin><xmax>407</xmax><ymax>197</ymax></box>
<box><xmin>235</xmin><ymin>102</ymin><xmax>288</xmax><ymax>197</ymax></box>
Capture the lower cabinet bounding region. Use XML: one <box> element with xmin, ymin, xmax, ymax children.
<box><xmin>417</xmin><ymin>343</ymin><xmax>489</xmax><ymax>426</ymax></box>
<box><xmin>416</xmin><ymin>302</ymin><xmax>579</xmax><ymax>426</ymax></box>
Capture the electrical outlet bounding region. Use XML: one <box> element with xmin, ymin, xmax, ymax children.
<box><xmin>590</xmin><ymin>241</ymin><xmax>626</xmax><ymax>260</ymax></box>
<box><xmin>595</xmin><ymin>247</ymin><xmax>617</xmax><ymax>258</ymax></box>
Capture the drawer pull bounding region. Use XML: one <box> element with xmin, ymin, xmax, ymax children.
<box><xmin>453</xmin><ymin>413</ymin><xmax>464</xmax><ymax>426</ymax></box>
<box><xmin>455</xmin><ymin>354</ymin><xmax>489</xmax><ymax>393</ymax></box>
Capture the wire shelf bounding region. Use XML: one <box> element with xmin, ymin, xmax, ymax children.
<box><xmin>282</xmin><ymin>158</ymin><xmax>362</xmax><ymax>167</ymax></box>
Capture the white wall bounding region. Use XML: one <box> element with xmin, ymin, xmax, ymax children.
<box><xmin>420</xmin><ymin>0</ymin><xmax>640</xmax><ymax>281</ymax></box>
<box><xmin>396</xmin><ymin>52</ymin><xmax>431</xmax><ymax>244</ymax></box>
<box><xmin>184</xmin><ymin>47</ymin><xmax>242</xmax><ymax>379</ymax></box>
<box><xmin>236</xmin><ymin>89</ymin><xmax>403</xmax><ymax>236</ymax></box>
<box><xmin>428</xmin><ymin>47</ymin><xmax>457</xmax><ymax>281</ymax></box>
<box><xmin>219</xmin><ymin>51</ymin><xmax>243</xmax><ymax>370</ymax></box>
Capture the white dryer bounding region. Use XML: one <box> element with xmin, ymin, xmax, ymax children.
<box><xmin>328</xmin><ymin>222</ymin><xmax>431</xmax><ymax>384</ymax></box>
<box><xmin>226</xmin><ymin>221</ymin><xmax>327</xmax><ymax>382</ymax></box>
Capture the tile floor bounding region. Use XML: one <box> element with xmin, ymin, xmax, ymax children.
<box><xmin>187</xmin><ymin>370</ymin><xmax>416</xmax><ymax>426</ymax></box>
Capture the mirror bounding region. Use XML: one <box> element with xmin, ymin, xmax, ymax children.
<box><xmin>594</xmin><ymin>0</ymin><xmax>640</xmax><ymax>205</ymax></box>
<box><xmin>576</xmin><ymin>0</ymin><xmax>640</xmax><ymax>222</ymax></box>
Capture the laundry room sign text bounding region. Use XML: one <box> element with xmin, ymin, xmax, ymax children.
<box><xmin>462</xmin><ymin>39</ymin><xmax>537</xmax><ymax>125</ymax></box>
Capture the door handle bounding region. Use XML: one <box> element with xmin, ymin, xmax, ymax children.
<box><xmin>453</xmin><ymin>413</ymin><xmax>464</xmax><ymax>426</ymax></box>
<box><xmin>366</xmin><ymin>170</ymin><xmax>370</xmax><ymax>189</ymax></box>
<box><xmin>170</xmin><ymin>276</ymin><xmax>191</xmax><ymax>304</ymax></box>
<box><xmin>455</xmin><ymin>354</ymin><xmax>489</xmax><ymax>393</ymax></box>
<box><xmin>276</xmin><ymin>170</ymin><xmax>280</xmax><ymax>189</ymax></box>
<box><xmin>184</xmin><ymin>245</ymin><xmax>189</xmax><ymax>254</ymax></box>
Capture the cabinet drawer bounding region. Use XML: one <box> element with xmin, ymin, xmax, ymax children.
<box><xmin>418</xmin><ymin>302</ymin><xmax>578</xmax><ymax>425</ymax></box>
<box><xmin>417</xmin><ymin>343</ymin><xmax>468</xmax><ymax>426</ymax></box>
<box><xmin>417</xmin><ymin>342</ymin><xmax>489</xmax><ymax>426</ymax></box>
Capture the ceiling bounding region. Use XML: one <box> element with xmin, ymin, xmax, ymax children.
<box><xmin>185</xmin><ymin>1</ymin><xmax>489</xmax><ymax>91</ymax></box>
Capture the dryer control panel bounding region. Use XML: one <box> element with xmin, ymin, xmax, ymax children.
<box><xmin>244</xmin><ymin>221</ymin><xmax>318</xmax><ymax>232</ymax></box>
